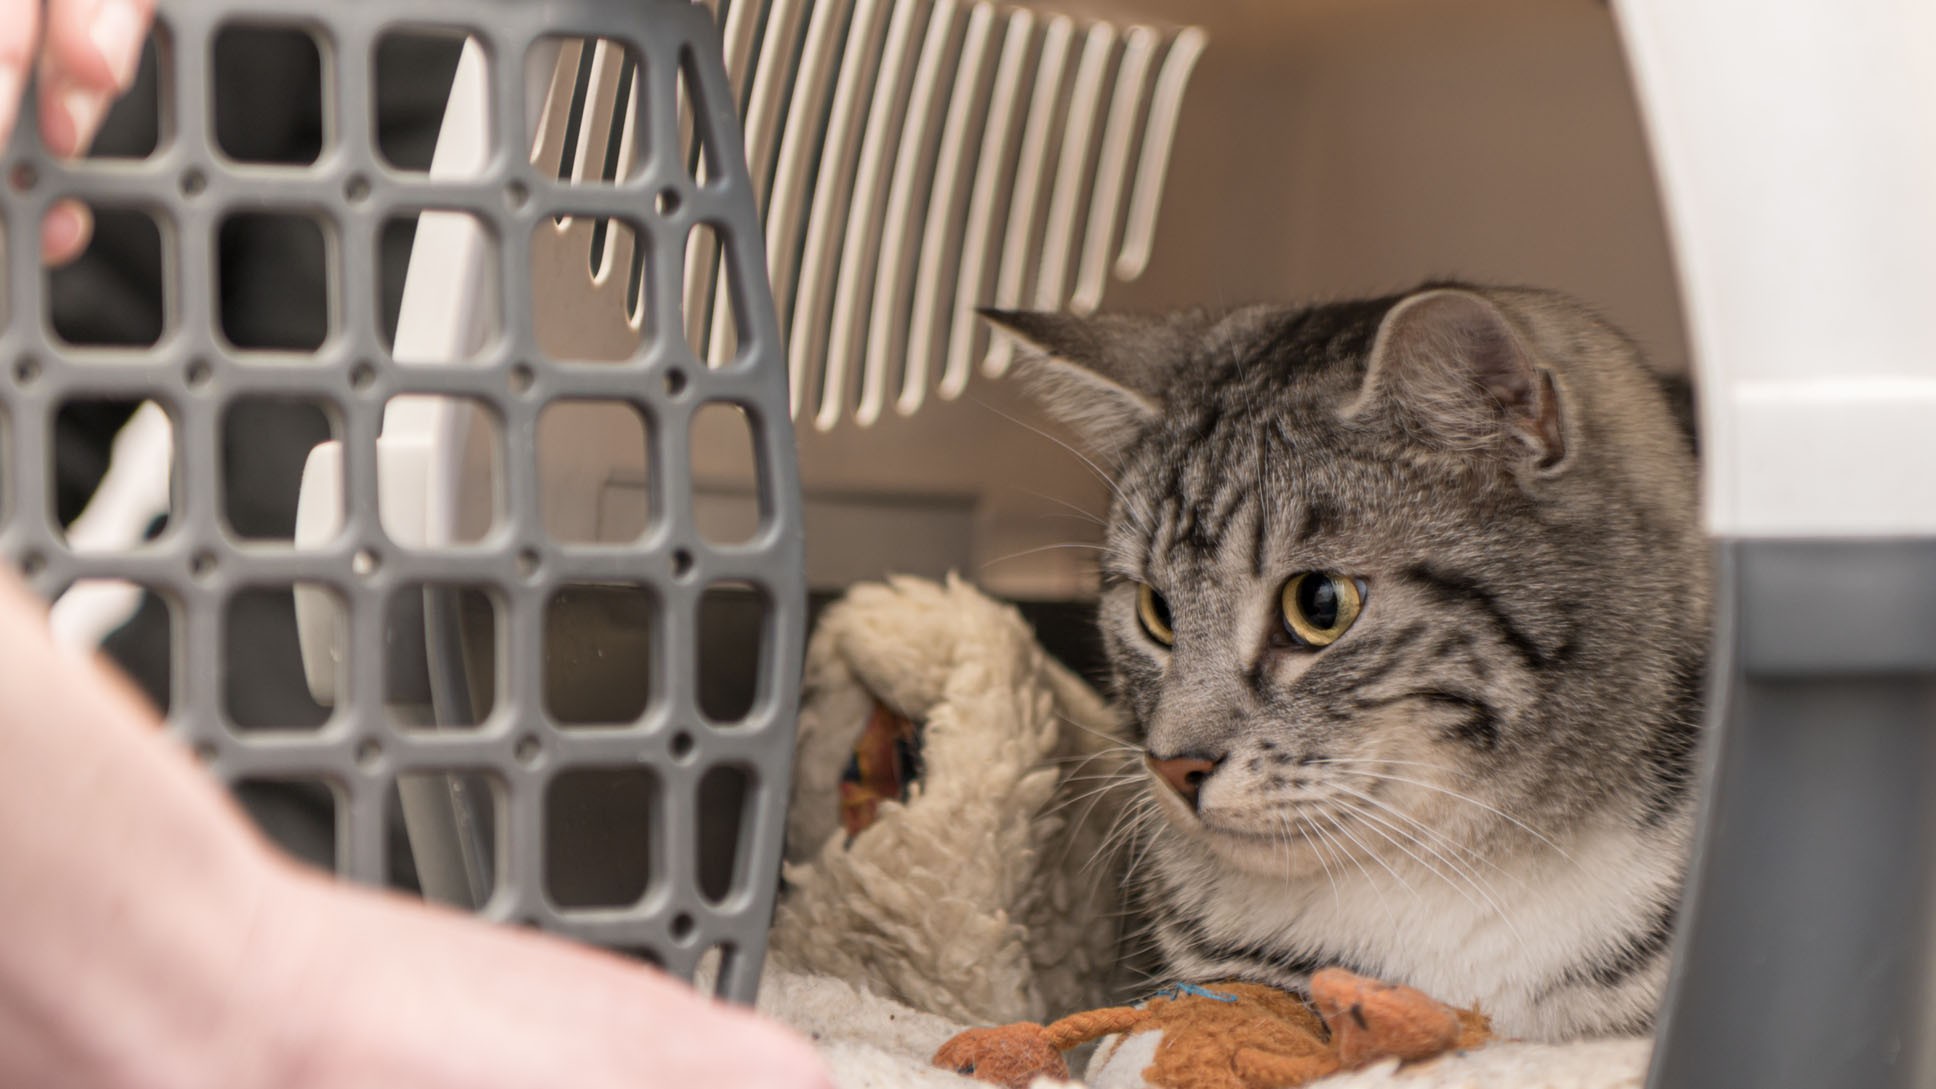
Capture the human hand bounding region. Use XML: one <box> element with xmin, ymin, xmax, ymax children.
<box><xmin>244</xmin><ymin>866</ymin><xmax>836</xmax><ymax>1089</ymax></box>
<box><xmin>0</xmin><ymin>0</ymin><xmax>155</xmax><ymax>262</ymax></box>
<box><xmin>0</xmin><ymin>566</ymin><xmax>831</xmax><ymax>1089</ymax></box>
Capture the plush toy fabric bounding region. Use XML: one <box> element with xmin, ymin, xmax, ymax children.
<box><xmin>934</xmin><ymin>970</ymin><xmax>1490</xmax><ymax>1089</ymax></box>
<box><xmin>768</xmin><ymin>575</ymin><xmax>1140</xmax><ymax>1026</ymax></box>
<box><xmin>743</xmin><ymin>965</ymin><xmax>1649</xmax><ymax>1089</ymax></box>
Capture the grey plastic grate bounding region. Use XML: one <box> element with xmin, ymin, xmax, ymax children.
<box><xmin>745</xmin><ymin>0</ymin><xmax>1206</xmax><ymax>430</ymax></box>
<box><xmin>0</xmin><ymin>0</ymin><xmax>803</xmax><ymax>1002</ymax></box>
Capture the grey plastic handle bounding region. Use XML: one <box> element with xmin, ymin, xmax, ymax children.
<box><xmin>1649</xmin><ymin>541</ymin><xmax>1936</xmax><ymax>1088</ymax></box>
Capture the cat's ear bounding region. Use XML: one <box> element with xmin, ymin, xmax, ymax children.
<box><xmin>1346</xmin><ymin>288</ymin><xmax>1566</xmax><ymax>467</ymax></box>
<box><xmin>981</xmin><ymin>309</ymin><xmax>1183</xmax><ymax>461</ymax></box>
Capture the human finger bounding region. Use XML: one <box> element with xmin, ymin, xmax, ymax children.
<box><xmin>0</xmin><ymin>0</ymin><xmax>42</xmax><ymax>152</ymax></box>
<box><xmin>267</xmin><ymin>872</ymin><xmax>838</xmax><ymax>1089</ymax></box>
<box><xmin>37</xmin><ymin>0</ymin><xmax>152</xmax><ymax>158</ymax></box>
<box><xmin>42</xmin><ymin>198</ymin><xmax>93</xmax><ymax>264</ymax></box>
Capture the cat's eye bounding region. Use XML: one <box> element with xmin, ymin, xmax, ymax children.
<box><xmin>1280</xmin><ymin>573</ymin><xmax>1364</xmax><ymax>647</ymax></box>
<box><xmin>1136</xmin><ymin>583</ymin><xmax>1175</xmax><ymax>647</ymax></box>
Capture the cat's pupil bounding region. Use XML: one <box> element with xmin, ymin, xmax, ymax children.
<box><xmin>1298</xmin><ymin>576</ymin><xmax>1339</xmax><ymax>629</ymax></box>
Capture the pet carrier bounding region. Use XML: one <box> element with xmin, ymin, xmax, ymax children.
<box><xmin>1</xmin><ymin>0</ymin><xmax>1203</xmax><ymax>1004</ymax></box>
<box><xmin>7</xmin><ymin>1</ymin><xmax>1936</xmax><ymax>1088</ymax></box>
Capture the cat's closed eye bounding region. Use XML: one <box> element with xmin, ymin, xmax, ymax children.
<box><xmin>1136</xmin><ymin>583</ymin><xmax>1175</xmax><ymax>647</ymax></box>
<box><xmin>1278</xmin><ymin>573</ymin><xmax>1366</xmax><ymax>648</ymax></box>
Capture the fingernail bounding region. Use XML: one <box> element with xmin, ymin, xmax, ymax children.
<box><xmin>89</xmin><ymin>0</ymin><xmax>146</xmax><ymax>88</ymax></box>
<box><xmin>0</xmin><ymin>63</ymin><xmax>22</xmax><ymax>146</ymax></box>
<box><xmin>61</xmin><ymin>86</ymin><xmax>108</xmax><ymax>156</ymax></box>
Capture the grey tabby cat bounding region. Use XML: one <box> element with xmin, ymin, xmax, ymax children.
<box><xmin>987</xmin><ymin>284</ymin><xmax>1707</xmax><ymax>1041</ymax></box>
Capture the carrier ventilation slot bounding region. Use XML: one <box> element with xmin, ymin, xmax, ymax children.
<box><xmin>535</xmin><ymin>0</ymin><xmax>1206</xmax><ymax>431</ymax></box>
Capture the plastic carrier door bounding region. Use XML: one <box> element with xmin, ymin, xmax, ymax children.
<box><xmin>0</xmin><ymin>0</ymin><xmax>804</xmax><ymax>1002</ymax></box>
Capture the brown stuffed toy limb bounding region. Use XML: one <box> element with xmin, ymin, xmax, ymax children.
<box><xmin>934</xmin><ymin>1009</ymin><xmax>1152</xmax><ymax>1089</ymax></box>
<box><xmin>933</xmin><ymin>969</ymin><xmax>1492</xmax><ymax>1089</ymax></box>
<box><xmin>1308</xmin><ymin>968</ymin><xmax>1490</xmax><ymax>1070</ymax></box>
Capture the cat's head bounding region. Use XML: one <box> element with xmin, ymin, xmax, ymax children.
<box><xmin>990</xmin><ymin>285</ymin><xmax>1706</xmax><ymax>876</ymax></box>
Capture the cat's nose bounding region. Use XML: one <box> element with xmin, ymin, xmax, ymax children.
<box><xmin>1147</xmin><ymin>752</ymin><xmax>1221</xmax><ymax>808</ymax></box>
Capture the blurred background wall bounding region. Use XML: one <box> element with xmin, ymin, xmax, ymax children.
<box><xmin>778</xmin><ymin>0</ymin><xmax>1687</xmax><ymax>599</ymax></box>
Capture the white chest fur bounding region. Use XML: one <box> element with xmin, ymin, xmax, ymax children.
<box><xmin>1148</xmin><ymin>816</ymin><xmax>1688</xmax><ymax>1040</ymax></box>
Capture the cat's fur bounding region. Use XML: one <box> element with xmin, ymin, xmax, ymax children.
<box><xmin>989</xmin><ymin>285</ymin><xmax>1707</xmax><ymax>1041</ymax></box>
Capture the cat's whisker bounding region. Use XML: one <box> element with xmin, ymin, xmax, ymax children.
<box><xmin>1122</xmin><ymin>955</ymin><xmax>1167</xmax><ymax>988</ymax></box>
<box><xmin>1349</xmin><ymin>846</ymin><xmax>1405</xmax><ymax>933</ymax></box>
<box><xmin>1044</xmin><ymin>762</ymin><xmax>1138</xmax><ymax>855</ymax></box>
<box><xmin>1053</xmin><ymin>734</ymin><xmax>1143</xmax><ymax>763</ymax></box>
<box><xmin>1091</xmin><ymin>794</ymin><xmax>1157</xmax><ymax>877</ymax></box>
<box><xmin>1042</xmin><ymin>760</ymin><xmax>1134</xmax><ymax>778</ymax></box>
<box><xmin>1313</xmin><ymin>762</ymin><xmax>1579</xmax><ymax>865</ymax></box>
<box><xmin>1334</xmin><ymin>797</ymin><xmax>1497</xmax><ymax>923</ymax></box>
<box><xmin>1302</xmin><ymin>808</ymin><xmax>1401</xmax><ymax>931</ymax></box>
<box><xmin>1331</xmin><ymin>793</ymin><xmax>1531</xmax><ymax>957</ymax></box>
<box><xmin>1042</xmin><ymin>740</ymin><xmax>1141</xmax><ymax>767</ymax></box>
<box><xmin>1049</xmin><ymin>779</ymin><xmax>1128</xmax><ymax>806</ymax></box>
<box><xmin>1051</xmin><ymin>713</ymin><xmax>1136</xmax><ymax>748</ymax></box>
<box><xmin>1289</xmin><ymin>811</ymin><xmax>1345</xmax><ymax>917</ymax></box>
<box><xmin>1060</xmin><ymin>779</ymin><xmax>1138</xmax><ymax>804</ymax></box>
<box><xmin>1315</xmin><ymin>756</ymin><xmax>1463</xmax><ymax>776</ymax></box>
<box><xmin>1086</xmin><ymin>803</ymin><xmax>1142</xmax><ymax>871</ymax></box>
<box><xmin>1009</xmin><ymin>485</ymin><xmax>1109</xmax><ymax>527</ymax></box>
<box><xmin>1054</xmin><ymin>726</ymin><xmax>1144</xmax><ymax>775</ymax></box>
<box><xmin>969</xmin><ymin>396</ymin><xmax>1155</xmax><ymax>536</ymax></box>
<box><xmin>1050</xmin><ymin>771</ymin><xmax>1138</xmax><ymax>794</ymax></box>
<box><xmin>1045</xmin><ymin>779</ymin><xmax>1134</xmax><ymax>821</ymax></box>
<box><xmin>979</xmin><ymin>541</ymin><xmax>1111</xmax><ymax>571</ymax></box>
<box><xmin>1051</xmin><ymin>784</ymin><xmax>1139</xmax><ymax>853</ymax></box>
<box><xmin>1323</xmin><ymin>801</ymin><xmax>1424</xmax><ymax>905</ymax></box>
<box><xmin>1052</xmin><ymin>780</ymin><xmax>1140</xmax><ymax>852</ymax></box>
<box><xmin>1326</xmin><ymin>786</ymin><xmax>1538</xmax><ymax>954</ymax></box>
<box><xmin>1122</xmin><ymin>802</ymin><xmax>1166</xmax><ymax>882</ymax></box>
<box><xmin>1034</xmin><ymin>512</ymin><xmax>1111</xmax><ymax>528</ymax></box>
<box><xmin>1079</xmin><ymin>836</ymin><xmax>1132</xmax><ymax>900</ymax></box>
<box><xmin>1085</xmin><ymin>789</ymin><xmax>1135</xmax><ymax>837</ymax></box>
<box><xmin>1323</xmin><ymin>782</ymin><xmax>1536</xmax><ymax>894</ymax></box>
<box><xmin>1045</xmin><ymin>728</ymin><xmax>1143</xmax><ymax>860</ymax></box>
<box><xmin>1045</xmin><ymin>743</ymin><xmax>1141</xmax><ymax>774</ymax></box>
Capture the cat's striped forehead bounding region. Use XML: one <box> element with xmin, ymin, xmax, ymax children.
<box><xmin>1102</xmin><ymin>299</ymin><xmax>1396</xmax><ymax>558</ymax></box>
<box><xmin>1106</xmin><ymin>387</ymin><xmax>1445</xmax><ymax>586</ymax></box>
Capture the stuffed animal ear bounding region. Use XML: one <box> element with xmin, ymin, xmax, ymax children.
<box><xmin>1345</xmin><ymin>288</ymin><xmax>1566</xmax><ymax>467</ymax></box>
<box><xmin>981</xmin><ymin>309</ymin><xmax>1189</xmax><ymax>463</ymax></box>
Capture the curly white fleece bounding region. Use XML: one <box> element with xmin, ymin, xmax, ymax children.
<box><xmin>769</xmin><ymin>575</ymin><xmax>1137</xmax><ymax>1026</ymax></box>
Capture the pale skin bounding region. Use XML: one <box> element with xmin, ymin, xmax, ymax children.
<box><xmin>0</xmin><ymin>573</ymin><xmax>835</xmax><ymax>1089</ymax></box>
<box><xmin>0</xmin><ymin>0</ymin><xmax>146</xmax><ymax>260</ymax></box>
<box><xmin>0</xmin><ymin>3</ymin><xmax>832</xmax><ymax>1085</ymax></box>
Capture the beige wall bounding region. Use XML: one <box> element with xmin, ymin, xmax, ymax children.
<box><xmin>1113</xmin><ymin>0</ymin><xmax>1687</xmax><ymax>371</ymax></box>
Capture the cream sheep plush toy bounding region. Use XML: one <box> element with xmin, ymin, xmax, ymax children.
<box><xmin>767</xmin><ymin>575</ymin><xmax>1142</xmax><ymax>1027</ymax></box>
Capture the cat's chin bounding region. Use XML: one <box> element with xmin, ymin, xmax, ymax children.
<box><xmin>1168</xmin><ymin>812</ymin><xmax>1338</xmax><ymax>879</ymax></box>
<box><xmin>1206</xmin><ymin>829</ymin><xmax>1337</xmax><ymax>879</ymax></box>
